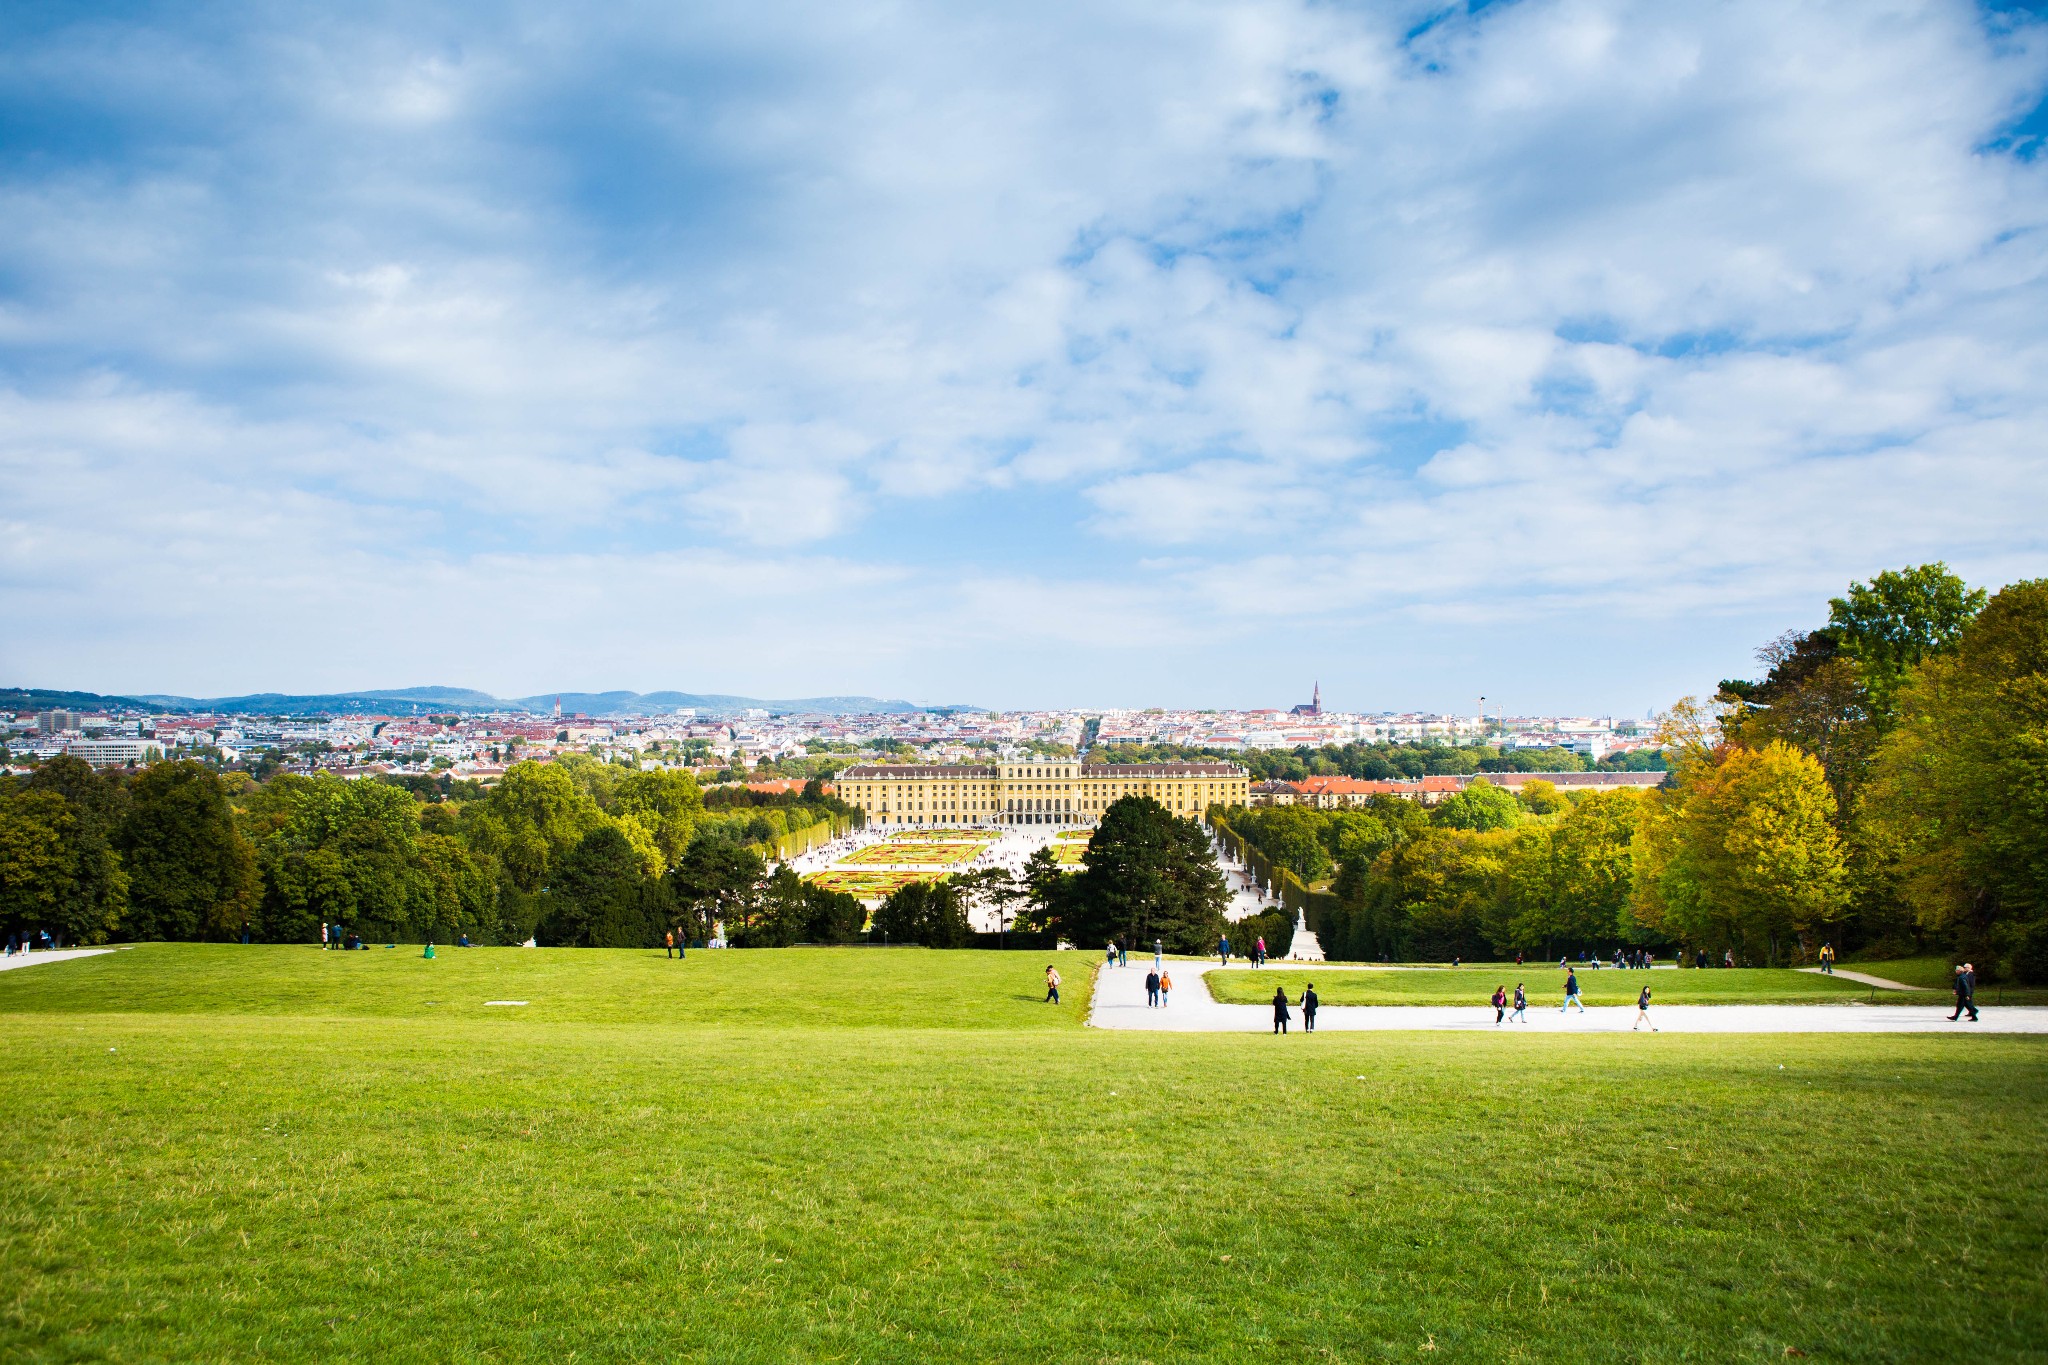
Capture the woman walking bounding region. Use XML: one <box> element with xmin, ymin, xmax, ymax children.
<box><xmin>1510</xmin><ymin>982</ymin><xmax>1527</xmax><ymax>1023</ymax></box>
<box><xmin>1633</xmin><ymin>983</ymin><xmax>1658</xmax><ymax>1031</ymax></box>
<box><xmin>1492</xmin><ymin>985</ymin><xmax>1507</xmax><ymax>1026</ymax></box>
<box><xmin>1159</xmin><ymin>970</ymin><xmax>1172</xmax><ymax>1007</ymax></box>
<box><xmin>1271</xmin><ymin>986</ymin><xmax>1291</xmax><ymax>1035</ymax></box>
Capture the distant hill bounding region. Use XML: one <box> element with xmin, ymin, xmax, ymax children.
<box><xmin>39</xmin><ymin>687</ymin><xmax>985</xmax><ymax>718</ymax></box>
<box><xmin>0</xmin><ymin>686</ymin><xmax>172</xmax><ymax>714</ymax></box>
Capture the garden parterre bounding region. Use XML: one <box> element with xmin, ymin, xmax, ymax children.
<box><xmin>842</xmin><ymin>842</ymin><xmax>983</xmax><ymax>866</ymax></box>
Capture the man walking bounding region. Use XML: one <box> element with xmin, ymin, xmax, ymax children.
<box><xmin>1271</xmin><ymin>985</ymin><xmax>1291</xmax><ymax>1035</ymax></box>
<box><xmin>1218</xmin><ymin>934</ymin><xmax>1230</xmax><ymax>966</ymax></box>
<box><xmin>1819</xmin><ymin>942</ymin><xmax>1835</xmax><ymax>975</ymax></box>
<box><xmin>1302</xmin><ymin>982</ymin><xmax>1318</xmax><ymax>1032</ymax></box>
<box><xmin>1561</xmin><ymin>968</ymin><xmax>1586</xmax><ymax>1013</ymax></box>
<box><xmin>1633</xmin><ymin>983</ymin><xmax>1658</xmax><ymax>1031</ymax></box>
<box><xmin>1145</xmin><ymin>969</ymin><xmax>1161</xmax><ymax>1008</ymax></box>
<box><xmin>1950</xmin><ymin>963</ymin><xmax>1979</xmax><ymax>1022</ymax></box>
<box><xmin>1045</xmin><ymin>964</ymin><xmax>1062</xmax><ymax>1004</ymax></box>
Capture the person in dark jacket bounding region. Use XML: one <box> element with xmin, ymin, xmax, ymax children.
<box><xmin>1492</xmin><ymin>985</ymin><xmax>1507</xmax><ymax>1026</ymax></box>
<box><xmin>1145</xmin><ymin>969</ymin><xmax>1161</xmax><ymax>1008</ymax></box>
<box><xmin>1272</xmin><ymin>986</ymin><xmax>1291</xmax><ymax>1034</ymax></box>
<box><xmin>1302</xmin><ymin>984</ymin><xmax>1319</xmax><ymax>1032</ymax></box>
<box><xmin>1950</xmin><ymin>963</ymin><xmax>1979</xmax><ymax>1022</ymax></box>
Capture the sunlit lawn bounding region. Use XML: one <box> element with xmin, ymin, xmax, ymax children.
<box><xmin>1205</xmin><ymin>963</ymin><xmax>1947</xmax><ymax>1007</ymax></box>
<box><xmin>2</xmin><ymin>946</ymin><xmax>2045</xmax><ymax>1363</ymax></box>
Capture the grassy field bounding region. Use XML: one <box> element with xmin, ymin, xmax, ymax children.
<box><xmin>1206</xmin><ymin>964</ymin><xmax>1945</xmax><ymax>1007</ymax></box>
<box><xmin>3</xmin><ymin>947</ymin><xmax>2046</xmax><ymax>1363</ymax></box>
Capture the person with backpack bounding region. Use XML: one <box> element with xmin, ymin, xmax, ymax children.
<box><xmin>1633</xmin><ymin>983</ymin><xmax>1658</xmax><ymax>1031</ymax></box>
<box><xmin>1561</xmin><ymin>968</ymin><xmax>1585</xmax><ymax>1013</ymax></box>
<box><xmin>1044</xmin><ymin>965</ymin><xmax>1062</xmax><ymax>1004</ymax></box>
<box><xmin>1492</xmin><ymin>985</ymin><xmax>1507</xmax><ymax>1026</ymax></box>
<box><xmin>1510</xmin><ymin>982</ymin><xmax>1527</xmax><ymax>1023</ymax></box>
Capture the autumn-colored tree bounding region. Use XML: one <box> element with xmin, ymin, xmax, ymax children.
<box><xmin>1631</xmin><ymin>741</ymin><xmax>1846</xmax><ymax>964</ymax></box>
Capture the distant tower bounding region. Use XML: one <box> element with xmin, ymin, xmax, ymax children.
<box><xmin>553</xmin><ymin>695</ymin><xmax>562</xmax><ymax>721</ymax></box>
<box><xmin>1313</xmin><ymin>681</ymin><xmax>1321</xmax><ymax>715</ymax></box>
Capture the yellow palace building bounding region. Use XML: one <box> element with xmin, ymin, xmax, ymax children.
<box><xmin>836</xmin><ymin>757</ymin><xmax>1250</xmax><ymax>828</ymax></box>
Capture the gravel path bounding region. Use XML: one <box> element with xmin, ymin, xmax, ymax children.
<box><xmin>1088</xmin><ymin>960</ymin><xmax>2048</xmax><ymax>1034</ymax></box>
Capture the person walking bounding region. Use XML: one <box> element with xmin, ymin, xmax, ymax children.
<box><xmin>1302</xmin><ymin>983</ymin><xmax>1318</xmax><ymax>1032</ymax></box>
<box><xmin>1561</xmin><ymin>968</ymin><xmax>1586</xmax><ymax>1013</ymax></box>
<box><xmin>1633</xmin><ymin>983</ymin><xmax>1658</xmax><ymax>1031</ymax></box>
<box><xmin>1045</xmin><ymin>965</ymin><xmax>1062</xmax><ymax>1004</ymax></box>
<box><xmin>1510</xmin><ymin>982</ymin><xmax>1527</xmax><ymax>1023</ymax></box>
<box><xmin>1492</xmin><ymin>985</ymin><xmax>1507</xmax><ymax>1026</ymax></box>
<box><xmin>320</xmin><ymin>921</ymin><xmax>330</xmax><ymax>951</ymax></box>
<box><xmin>1159</xmin><ymin>969</ymin><xmax>1173</xmax><ymax>1007</ymax></box>
<box><xmin>1819</xmin><ymin>943</ymin><xmax>1835</xmax><ymax>975</ymax></box>
<box><xmin>1219</xmin><ymin>934</ymin><xmax>1231</xmax><ymax>966</ymax></box>
<box><xmin>1949</xmin><ymin>963</ymin><xmax>1979</xmax><ymax>1022</ymax></box>
<box><xmin>1255</xmin><ymin>935</ymin><xmax>1267</xmax><ymax>968</ymax></box>
<box><xmin>1118</xmin><ymin>942</ymin><xmax>1128</xmax><ymax>968</ymax></box>
<box><xmin>1106</xmin><ymin>941</ymin><xmax>1118</xmax><ymax>970</ymax></box>
<box><xmin>1271</xmin><ymin>986</ymin><xmax>1291</xmax><ymax>1035</ymax></box>
<box><xmin>1145</xmin><ymin>969</ymin><xmax>1161</xmax><ymax>1008</ymax></box>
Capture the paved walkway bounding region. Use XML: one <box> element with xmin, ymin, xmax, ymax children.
<box><xmin>0</xmin><ymin>948</ymin><xmax>117</xmax><ymax>973</ymax></box>
<box><xmin>1088</xmin><ymin>961</ymin><xmax>2048</xmax><ymax>1033</ymax></box>
<box><xmin>1800</xmin><ymin>966</ymin><xmax>1917</xmax><ymax>991</ymax></box>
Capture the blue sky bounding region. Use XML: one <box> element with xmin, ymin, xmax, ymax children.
<box><xmin>3</xmin><ymin>0</ymin><xmax>2045</xmax><ymax>714</ymax></box>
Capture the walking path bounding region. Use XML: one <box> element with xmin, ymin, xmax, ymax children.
<box><xmin>1088</xmin><ymin>961</ymin><xmax>2048</xmax><ymax>1033</ymax></box>
<box><xmin>0</xmin><ymin>948</ymin><xmax>117</xmax><ymax>973</ymax></box>
<box><xmin>1799</xmin><ymin>966</ymin><xmax>1917</xmax><ymax>991</ymax></box>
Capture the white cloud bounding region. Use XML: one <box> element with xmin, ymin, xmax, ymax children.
<box><xmin>0</xmin><ymin>0</ymin><xmax>2044</xmax><ymax>708</ymax></box>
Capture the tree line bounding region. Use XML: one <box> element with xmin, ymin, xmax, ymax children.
<box><xmin>1092</xmin><ymin>741</ymin><xmax>1662</xmax><ymax>782</ymax></box>
<box><xmin>0</xmin><ymin>753</ymin><xmax>864</xmax><ymax>949</ymax></box>
<box><xmin>1219</xmin><ymin>566</ymin><xmax>2047</xmax><ymax>981</ymax></box>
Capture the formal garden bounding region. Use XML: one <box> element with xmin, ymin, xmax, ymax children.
<box><xmin>841</xmin><ymin>841</ymin><xmax>984</xmax><ymax>866</ymax></box>
<box><xmin>802</xmin><ymin>868</ymin><xmax>946</xmax><ymax>897</ymax></box>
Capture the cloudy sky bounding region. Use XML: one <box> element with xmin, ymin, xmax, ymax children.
<box><xmin>2</xmin><ymin>0</ymin><xmax>2045</xmax><ymax>713</ymax></box>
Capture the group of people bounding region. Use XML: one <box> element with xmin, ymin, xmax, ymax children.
<box><xmin>1216</xmin><ymin>933</ymin><xmax>1272</xmax><ymax>966</ymax></box>
<box><xmin>1143</xmin><ymin>968</ymin><xmax>1174</xmax><ymax>1007</ymax></box>
<box><xmin>319</xmin><ymin>923</ymin><xmax>363</xmax><ymax>951</ymax></box>
<box><xmin>4</xmin><ymin>929</ymin><xmax>57</xmax><ymax>956</ymax></box>
<box><xmin>1490</xmin><ymin>970</ymin><xmax>1657</xmax><ymax>1029</ymax></box>
<box><xmin>1270</xmin><ymin>983</ymin><xmax>1318</xmax><ymax>1033</ymax></box>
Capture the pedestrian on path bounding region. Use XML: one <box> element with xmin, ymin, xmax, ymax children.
<box><xmin>1819</xmin><ymin>943</ymin><xmax>1835</xmax><ymax>975</ymax></box>
<box><xmin>1511</xmin><ymin>983</ymin><xmax>1527</xmax><ymax>1023</ymax></box>
<box><xmin>1119</xmin><ymin>942</ymin><xmax>1127</xmax><ymax>967</ymax></box>
<box><xmin>1950</xmin><ymin>963</ymin><xmax>1979</xmax><ymax>1022</ymax></box>
<box><xmin>1492</xmin><ymin>986</ymin><xmax>1507</xmax><ymax>1025</ymax></box>
<box><xmin>1219</xmin><ymin>935</ymin><xmax>1231</xmax><ymax>966</ymax></box>
<box><xmin>1256</xmin><ymin>935</ymin><xmax>1267</xmax><ymax>968</ymax></box>
<box><xmin>1106</xmin><ymin>941</ymin><xmax>1117</xmax><ymax>970</ymax></box>
<box><xmin>1145</xmin><ymin>969</ymin><xmax>1161</xmax><ymax>1007</ymax></box>
<box><xmin>1633</xmin><ymin>984</ymin><xmax>1658</xmax><ymax>1031</ymax></box>
<box><xmin>1159</xmin><ymin>970</ymin><xmax>1173</xmax><ymax>1007</ymax></box>
<box><xmin>1271</xmin><ymin>986</ymin><xmax>1291</xmax><ymax>1035</ymax></box>
<box><xmin>1045</xmin><ymin>965</ymin><xmax>1062</xmax><ymax>1004</ymax></box>
<box><xmin>1302</xmin><ymin>983</ymin><xmax>1318</xmax><ymax>1032</ymax></box>
<box><xmin>1561</xmin><ymin>968</ymin><xmax>1586</xmax><ymax>1013</ymax></box>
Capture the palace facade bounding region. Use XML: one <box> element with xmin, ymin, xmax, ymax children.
<box><xmin>836</xmin><ymin>757</ymin><xmax>1250</xmax><ymax>828</ymax></box>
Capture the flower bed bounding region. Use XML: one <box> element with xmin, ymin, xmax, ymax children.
<box><xmin>804</xmin><ymin>869</ymin><xmax>948</xmax><ymax>897</ymax></box>
<box><xmin>844</xmin><ymin>842</ymin><xmax>982</xmax><ymax>866</ymax></box>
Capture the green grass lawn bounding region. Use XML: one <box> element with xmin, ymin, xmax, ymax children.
<box><xmin>0</xmin><ymin>944</ymin><xmax>1093</xmax><ymax>1029</ymax></box>
<box><xmin>1206</xmin><ymin>964</ymin><xmax>1944</xmax><ymax>1007</ymax></box>
<box><xmin>3</xmin><ymin>947</ymin><xmax>2046</xmax><ymax>1363</ymax></box>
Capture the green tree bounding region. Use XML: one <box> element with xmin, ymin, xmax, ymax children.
<box><xmin>1862</xmin><ymin>579</ymin><xmax>2048</xmax><ymax>979</ymax></box>
<box><xmin>871</xmin><ymin>879</ymin><xmax>970</xmax><ymax>948</ymax></box>
<box><xmin>666</xmin><ymin>834</ymin><xmax>765</xmax><ymax>944</ymax></box>
<box><xmin>541</xmin><ymin>825</ymin><xmax>670</xmax><ymax>948</ymax></box>
<box><xmin>1432</xmin><ymin>777</ymin><xmax>1520</xmax><ymax>832</ymax></box>
<box><xmin>1032</xmin><ymin>797</ymin><xmax>1228</xmax><ymax>953</ymax></box>
<box><xmin>2</xmin><ymin>759</ymin><xmax>129</xmax><ymax>944</ymax></box>
<box><xmin>465</xmin><ymin>761</ymin><xmax>607</xmax><ymax>893</ymax></box>
<box><xmin>255</xmin><ymin>775</ymin><xmax>428</xmax><ymax>943</ymax></box>
<box><xmin>1827</xmin><ymin>562</ymin><xmax>1986</xmax><ymax>729</ymax></box>
<box><xmin>117</xmin><ymin>761</ymin><xmax>258</xmax><ymax>941</ymax></box>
